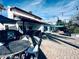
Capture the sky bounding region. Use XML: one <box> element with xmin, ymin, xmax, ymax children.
<box><xmin>1</xmin><ymin>0</ymin><xmax>79</xmax><ymax>23</ymax></box>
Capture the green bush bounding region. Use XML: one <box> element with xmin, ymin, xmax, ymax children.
<box><xmin>74</xmin><ymin>27</ymin><xmax>79</xmax><ymax>33</ymax></box>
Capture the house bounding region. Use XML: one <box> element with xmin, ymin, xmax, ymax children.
<box><xmin>0</xmin><ymin>15</ymin><xmax>17</xmax><ymax>30</ymax></box>
<box><xmin>7</xmin><ymin>6</ymin><xmax>47</xmax><ymax>33</ymax></box>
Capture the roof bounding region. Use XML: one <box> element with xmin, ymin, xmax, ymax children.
<box><xmin>0</xmin><ymin>15</ymin><xmax>17</xmax><ymax>24</ymax></box>
<box><xmin>19</xmin><ymin>16</ymin><xmax>46</xmax><ymax>24</ymax></box>
<box><xmin>10</xmin><ymin>7</ymin><xmax>42</xmax><ymax>20</ymax></box>
<box><xmin>9</xmin><ymin>7</ymin><xmax>48</xmax><ymax>25</ymax></box>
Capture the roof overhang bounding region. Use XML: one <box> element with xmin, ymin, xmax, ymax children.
<box><xmin>19</xmin><ymin>16</ymin><xmax>47</xmax><ymax>24</ymax></box>
<box><xmin>0</xmin><ymin>15</ymin><xmax>17</xmax><ymax>24</ymax></box>
<box><xmin>10</xmin><ymin>7</ymin><xmax>42</xmax><ymax>21</ymax></box>
<box><xmin>8</xmin><ymin>7</ymin><xmax>49</xmax><ymax>25</ymax></box>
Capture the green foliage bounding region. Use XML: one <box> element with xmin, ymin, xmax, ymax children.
<box><xmin>74</xmin><ymin>26</ymin><xmax>79</xmax><ymax>33</ymax></box>
<box><xmin>56</xmin><ymin>20</ymin><xmax>65</xmax><ymax>25</ymax></box>
<box><xmin>67</xmin><ymin>21</ymin><xmax>79</xmax><ymax>33</ymax></box>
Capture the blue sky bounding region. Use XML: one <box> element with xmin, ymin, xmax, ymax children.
<box><xmin>2</xmin><ymin>0</ymin><xmax>79</xmax><ymax>21</ymax></box>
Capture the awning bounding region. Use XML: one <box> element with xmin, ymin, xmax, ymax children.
<box><xmin>0</xmin><ymin>15</ymin><xmax>17</xmax><ymax>24</ymax></box>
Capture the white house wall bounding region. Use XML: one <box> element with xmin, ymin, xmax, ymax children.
<box><xmin>38</xmin><ymin>25</ymin><xmax>44</xmax><ymax>32</ymax></box>
<box><xmin>0</xmin><ymin>23</ymin><xmax>5</xmax><ymax>30</ymax></box>
<box><xmin>7</xmin><ymin>6</ymin><xmax>14</xmax><ymax>19</ymax></box>
<box><xmin>4</xmin><ymin>23</ymin><xmax>18</xmax><ymax>30</ymax></box>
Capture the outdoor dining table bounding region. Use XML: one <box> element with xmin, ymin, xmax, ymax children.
<box><xmin>0</xmin><ymin>40</ymin><xmax>30</xmax><ymax>57</ymax></box>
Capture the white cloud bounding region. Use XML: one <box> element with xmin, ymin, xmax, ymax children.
<box><xmin>31</xmin><ymin>0</ymin><xmax>43</xmax><ymax>6</ymax></box>
<box><xmin>41</xmin><ymin>0</ymin><xmax>79</xmax><ymax>19</ymax></box>
<box><xmin>62</xmin><ymin>0</ymin><xmax>78</xmax><ymax>12</ymax></box>
<box><xmin>44</xmin><ymin>17</ymin><xmax>58</xmax><ymax>24</ymax></box>
<box><xmin>35</xmin><ymin>0</ymin><xmax>78</xmax><ymax>24</ymax></box>
<box><xmin>9</xmin><ymin>0</ymin><xmax>79</xmax><ymax>20</ymax></box>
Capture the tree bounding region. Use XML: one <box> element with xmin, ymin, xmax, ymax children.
<box><xmin>67</xmin><ymin>20</ymin><xmax>79</xmax><ymax>33</ymax></box>
<box><xmin>56</xmin><ymin>20</ymin><xmax>65</xmax><ymax>25</ymax></box>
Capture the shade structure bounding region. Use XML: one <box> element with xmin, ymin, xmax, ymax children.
<box><xmin>0</xmin><ymin>15</ymin><xmax>17</xmax><ymax>24</ymax></box>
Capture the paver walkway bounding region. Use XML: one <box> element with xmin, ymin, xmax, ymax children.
<box><xmin>40</xmin><ymin>33</ymin><xmax>79</xmax><ymax>59</ymax></box>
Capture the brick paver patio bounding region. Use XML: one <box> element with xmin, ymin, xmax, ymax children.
<box><xmin>40</xmin><ymin>33</ymin><xmax>79</xmax><ymax>59</ymax></box>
